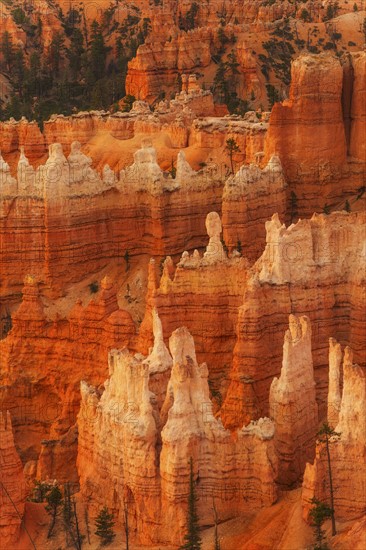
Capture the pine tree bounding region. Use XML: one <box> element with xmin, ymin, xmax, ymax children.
<box><xmin>212</xmin><ymin>499</ymin><xmax>220</xmax><ymax>550</ymax></box>
<box><xmin>225</xmin><ymin>138</ymin><xmax>241</xmax><ymax>174</ymax></box>
<box><xmin>62</xmin><ymin>483</ymin><xmax>83</xmax><ymax>549</ymax></box>
<box><xmin>46</xmin><ymin>485</ymin><xmax>63</xmax><ymax>538</ymax></box>
<box><xmin>1</xmin><ymin>31</ymin><xmax>14</xmax><ymax>73</ymax></box>
<box><xmin>290</xmin><ymin>191</ymin><xmax>298</xmax><ymax>223</ymax></box>
<box><xmin>95</xmin><ymin>506</ymin><xmax>116</xmax><ymax>546</ymax></box>
<box><xmin>48</xmin><ymin>31</ymin><xmax>65</xmax><ymax>77</ymax></box>
<box><xmin>317</xmin><ymin>423</ymin><xmax>341</xmax><ymax>536</ymax></box>
<box><xmin>309</xmin><ymin>498</ymin><xmax>332</xmax><ymax>550</ymax></box>
<box><xmin>66</xmin><ymin>29</ymin><xmax>85</xmax><ymax>80</ymax></box>
<box><xmin>124</xmin><ymin>250</ymin><xmax>130</xmax><ymax>272</ymax></box>
<box><xmin>89</xmin><ymin>21</ymin><xmax>108</xmax><ymax>82</ymax></box>
<box><xmin>179</xmin><ymin>458</ymin><xmax>201</xmax><ymax>550</ymax></box>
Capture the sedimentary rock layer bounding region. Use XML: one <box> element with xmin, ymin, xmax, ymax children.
<box><xmin>269</xmin><ymin>315</ymin><xmax>318</xmax><ymax>486</ymax></box>
<box><xmin>302</xmin><ymin>345</ymin><xmax>366</xmax><ymax>522</ymax></box>
<box><xmin>0</xmin><ymin>411</ymin><xmax>26</xmax><ymax>545</ymax></box>
<box><xmin>221</xmin><ymin>211</ymin><xmax>366</xmax><ymax>429</ymax></box>
<box><xmin>78</xmin><ymin>320</ymin><xmax>277</xmax><ymax>546</ymax></box>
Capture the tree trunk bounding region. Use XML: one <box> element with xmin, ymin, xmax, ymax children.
<box><xmin>47</xmin><ymin>508</ymin><xmax>57</xmax><ymax>538</ymax></box>
<box><xmin>124</xmin><ymin>503</ymin><xmax>129</xmax><ymax>550</ymax></box>
<box><xmin>325</xmin><ymin>436</ymin><xmax>337</xmax><ymax>536</ymax></box>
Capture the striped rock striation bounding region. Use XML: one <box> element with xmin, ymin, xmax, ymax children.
<box><xmin>302</xmin><ymin>344</ymin><xmax>366</xmax><ymax>522</ymax></box>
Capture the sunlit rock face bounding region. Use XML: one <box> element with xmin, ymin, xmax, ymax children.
<box><xmin>0</xmin><ymin>411</ymin><xmax>26</xmax><ymax>545</ymax></box>
<box><xmin>77</xmin><ymin>318</ymin><xmax>277</xmax><ymax>546</ymax></box>
<box><xmin>221</xmin><ymin>211</ymin><xmax>366</xmax><ymax>430</ymax></box>
<box><xmin>269</xmin><ymin>315</ymin><xmax>318</xmax><ymax>486</ymax></box>
<box><xmin>302</xmin><ymin>345</ymin><xmax>366</xmax><ymax>522</ymax></box>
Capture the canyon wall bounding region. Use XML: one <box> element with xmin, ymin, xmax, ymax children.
<box><xmin>0</xmin><ymin>138</ymin><xmax>224</xmax><ymax>310</ymax></box>
<box><xmin>0</xmin><ymin>411</ymin><xmax>26</xmax><ymax>545</ymax></box>
<box><xmin>138</xmin><ymin>213</ymin><xmax>248</xmax><ymax>393</ymax></box>
<box><xmin>1</xmin><ymin>209</ymin><xmax>364</xmax><ymax>487</ymax></box>
<box><xmin>0</xmin><ymin>274</ymin><xmax>136</xmax><ymax>475</ymax></box>
<box><xmin>222</xmin><ymin>154</ymin><xmax>287</xmax><ymax>261</ymax></box>
<box><xmin>221</xmin><ymin>211</ymin><xmax>366</xmax><ymax>430</ymax></box>
<box><xmin>264</xmin><ymin>52</ymin><xmax>366</xmax><ymax>217</ymax></box>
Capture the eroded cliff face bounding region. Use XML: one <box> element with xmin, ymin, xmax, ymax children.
<box><xmin>1</xmin><ymin>53</ymin><xmax>365</xmax><ymax>316</ymax></box>
<box><xmin>0</xmin><ymin>137</ymin><xmax>225</xmax><ymax>311</ymax></box>
<box><xmin>0</xmin><ymin>411</ymin><xmax>26</xmax><ymax>545</ymax></box>
<box><xmin>222</xmin><ymin>154</ymin><xmax>287</xmax><ymax>262</ymax></box>
<box><xmin>221</xmin><ymin>211</ymin><xmax>366</xmax><ymax>430</ymax></box>
<box><xmin>1</xmin><ymin>207</ymin><xmax>364</xmax><ymax>493</ymax></box>
<box><xmin>264</xmin><ymin>52</ymin><xmax>366</xmax><ymax>217</ymax></box>
<box><xmin>137</xmin><ymin>213</ymin><xmax>248</xmax><ymax>394</ymax></box>
<box><xmin>0</xmin><ymin>39</ymin><xmax>365</xmax><ymax>548</ymax></box>
<box><xmin>77</xmin><ymin>317</ymin><xmax>278</xmax><ymax>546</ymax></box>
<box><xmin>0</xmin><ymin>274</ymin><xmax>136</xmax><ymax>476</ymax></box>
<box><xmin>269</xmin><ymin>315</ymin><xmax>318</xmax><ymax>486</ymax></box>
<box><xmin>302</xmin><ymin>344</ymin><xmax>366</xmax><ymax>522</ymax></box>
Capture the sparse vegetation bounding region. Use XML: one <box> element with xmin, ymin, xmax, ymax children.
<box><xmin>266</xmin><ymin>84</ymin><xmax>280</xmax><ymax>108</ymax></box>
<box><xmin>178</xmin><ymin>2</ymin><xmax>199</xmax><ymax>31</ymax></box>
<box><xmin>89</xmin><ymin>281</ymin><xmax>99</xmax><ymax>293</ymax></box>
<box><xmin>309</xmin><ymin>498</ymin><xmax>333</xmax><ymax>550</ymax></box>
<box><xmin>290</xmin><ymin>191</ymin><xmax>298</xmax><ymax>223</ymax></box>
<box><xmin>225</xmin><ymin>138</ymin><xmax>240</xmax><ymax>174</ymax></box>
<box><xmin>317</xmin><ymin>423</ymin><xmax>341</xmax><ymax>536</ymax></box>
<box><xmin>95</xmin><ymin>506</ymin><xmax>116</xmax><ymax>546</ymax></box>
<box><xmin>124</xmin><ymin>250</ymin><xmax>130</xmax><ymax>272</ymax></box>
<box><xmin>0</xmin><ymin>4</ymin><xmax>151</xmax><ymax>123</ymax></box>
<box><xmin>179</xmin><ymin>457</ymin><xmax>202</xmax><ymax>550</ymax></box>
<box><xmin>46</xmin><ymin>485</ymin><xmax>63</xmax><ymax>538</ymax></box>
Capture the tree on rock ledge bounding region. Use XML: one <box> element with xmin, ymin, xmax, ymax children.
<box><xmin>179</xmin><ymin>457</ymin><xmax>202</xmax><ymax>550</ymax></box>
<box><xmin>225</xmin><ymin>138</ymin><xmax>241</xmax><ymax>174</ymax></box>
<box><xmin>95</xmin><ymin>506</ymin><xmax>116</xmax><ymax>546</ymax></box>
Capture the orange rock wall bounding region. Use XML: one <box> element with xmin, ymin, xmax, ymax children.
<box><xmin>0</xmin><ymin>411</ymin><xmax>26</xmax><ymax>546</ymax></box>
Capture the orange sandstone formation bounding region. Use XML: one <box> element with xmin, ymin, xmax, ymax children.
<box><xmin>137</xmin><ymin>212</ymin><xmax>248</xmax><ymax>389</ymax></box>
<box><xmin>264</xmin><ymin>52</ymin><xmax>366</xmax><ymax>216</ymax></box>
<box><xmin>0</xmin><ymin>140</ymin><xmax>224</xmax><ymax>309</ymax></box>
<box><xmin>222</xmin><ymin>154</ymin><xmax>287</xmax><ymax>261</ymax></box>
<box><xmin>77</xmin><ymin>318</ymin><xmax>277</xmax><ymax>546</ymax></box>
<box><xmin>269</xmin><ymin>315</ymin><xmax>318</xmax><ymax>486</ymax></box>
<box><xmin>221</xmin><ymin>211</ymin><xmax>366</xmax><ymax>430</ymax></box>
<box><xmin>302</xmin><ymin>344</ymin><xmax>366</xmax><ymax>522</ymax></box>
<box><xmin>327</xmin><ymin>338</ymin><xmax>343</xmax><ymax>427</ymax></box>
<box><xmin>0</xmin><ymin>274</ymin><xmax>135</xmax><ymax>476</ymax></box>
<box><xmin>0</xmin><ymin>411</ymin><xmax>26</xmax><ymax>546</ymax></box>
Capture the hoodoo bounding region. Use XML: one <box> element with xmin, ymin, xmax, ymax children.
<box><xmin>0</xmin><ymin>1</ymin><xmax>365</xmax><ymax>548</ymax></box>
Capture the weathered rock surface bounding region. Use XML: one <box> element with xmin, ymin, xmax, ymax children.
<box><xmin>264</xmin><ymin>53</ymin><xmax>365</xmax><ymax>217</ymax></box>
<box><xmin>0</xmin><ymin>141</ymin><xmax>224</xmax><ymax>309</ymax></box>
<box><xmin>0</xmin><ymin>411</ymin><xmax>26</xmax><ymax>545</ymax></box>
<box><xmin>137</xmin><ymin>213</ymin><xmax>248</xmax><ymax>392</ymax></box>
<box><xmin>0</xmin><ymin>274</ymin><xmax>136</xmax><ymax>474</ymax></box>
<box><xmin>222</xmin><ymin>154</ymin><xmax>287</xmax><ymax>261</ymax></box>
<box><xmin>221</xmin><ymin>211</ymin><xmax>366</xmax><ymax>430</ymax></box>
<box><xmin>269</xmin><ymin>315</ymin><xmax>318</xmax><ymax>486</ymax></box>
<box><xmin>349</xmin><ymin>52</ymin><xmax>366</xmax><ymax>161</ymax></box>
<box><xmin>302</xmin><ymin>345</ymin><xmax>366</xmax><ymax>522</ymax></box>
<box><xmin>77</xmin><ymin>320</ymin><xmax>277</xmax><ymax>546</ymax></box>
